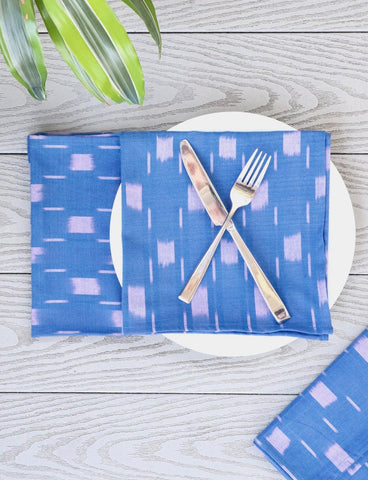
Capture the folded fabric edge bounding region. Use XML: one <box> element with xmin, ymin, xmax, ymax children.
<box><xmin>31</xmin><ymin>329</ymin><xmax>329</xmax><ymax>339</ymax></box>
<box><xmin>31</xmin><ymin>330</ymin><xmax>122</xmax><ymax>338</ymax></box>
<box><xmin>28</xmin><ymin>132</ymin><xmax>118</xmax><ymax>138</ymax></box>
<box><xmin>324</xmin><ymin>134</ymin><xmax>331</xmax><ymax>311</ymax></box>
<box><xmin>254</xmin><ymin>440</ymin><xmax>296</xmax><ymax>480</ymax></box>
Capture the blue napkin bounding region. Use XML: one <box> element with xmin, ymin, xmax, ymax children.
<box><xmin>29</xmin><ymin>130</ymin><xmax>330</xmax><ymax>338</ymax></box>
<box><xmin>29</xmin><ymin>134</ymin><xmax>122</xmax><ymax>336</ymax></box>
<box><xmin>120</xmin><ymin>131</ymin><xmax>331</xmax><ymax>339</ymax></box>
<box><xmin>255</xmin><ymin>328</ymin><xmax>368</xmax><ymax>479</ymax></box>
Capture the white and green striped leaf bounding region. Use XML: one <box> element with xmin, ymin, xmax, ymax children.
<box><xmin>35</xmin><ymin>2</ymin><xmax>108</xmax><ymax>103</ymax></box>
<box><xmin>36</xmin><ymin>0</ymin><xmax>145</xmax><ymax>104</ymax></box>
<box><xmin>122</xmin><ymin>0</ymin><xmax>161</xmax><ymax>55</ymax></box>
<box><xmin>0</xmin><ymin>0</ymin><xmax>47</xmax><ymax>100</ymax></box>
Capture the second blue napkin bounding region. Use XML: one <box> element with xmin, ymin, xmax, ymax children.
<box><xmin>255</xmin><ymin>328</ymin><xmax>368</xmax><ymax>479</ymax></box>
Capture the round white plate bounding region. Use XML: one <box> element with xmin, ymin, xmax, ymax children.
<box><xmin>110</xmin><ymin>112</ymin><xmax>356</xmax><ymax>357</ymax></box>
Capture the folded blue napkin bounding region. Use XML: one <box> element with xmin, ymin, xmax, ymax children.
<box><xmin>29</xmin><ymin>130</ymin><xmax>331</xmax><ymax>338</ymax></box>
<box><xmin>120</xmin><ymin>131</ymin><xmax>331</xmax><ymax>339</ymax></box>
<box><xmin>29</xmin><ymin>134</ymin><xmax>122</xmax><ymax>336</ymax></box>
<box><xmin>255</xmin><ymin>328</ymin><xmax>368</xmax><ymax>479</ymax></box>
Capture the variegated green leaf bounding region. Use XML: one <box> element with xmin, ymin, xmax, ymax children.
<box><xmin>36</xmin><ymin>0</ymin><xmax>144</xmax><ymax>104</ymax></box>
<box><xmin>36</xmin><ymin>1</ymin><xmax>108</xmax><ymax>103</ymax></box>
<box><xmin>122</xmin><ymin>0</ymin><xmax>161</xmax><ymax>55</ymax></box>
<box><xmin>0</xmin><ymin>0</ymin><xmax>46</xmax><ymax>100</ymax></box>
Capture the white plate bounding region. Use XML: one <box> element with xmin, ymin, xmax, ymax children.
<box><xmin>110</xmin><ymin>112</ymin><xmax>356</xmax><ymax>357</ymax></box>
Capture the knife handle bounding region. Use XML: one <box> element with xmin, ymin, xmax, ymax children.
<box><xmin>228</xmin><ymin>224</ymin><xmax>290</xmax><ymax>324</ymax></box>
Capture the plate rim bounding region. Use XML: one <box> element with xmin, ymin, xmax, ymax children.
<box><xmin>110</xmin><ymin>111</ymin><xmax>356</xmax><ymax>357</ymax></box>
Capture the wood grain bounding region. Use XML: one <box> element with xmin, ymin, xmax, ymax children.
<box><xmin>1</xmin><ymin>154</ymin><xmax>366</xmax><ymax>273</ymax></box>
<box><xmin>0</xmin><ymin>34</ymin><xmax>368</xmax><ymax>153</ymax></box>
<box><xmin>333</xmin><ymin>155</ymin><xmax>368</xmax><ymax>274</ymax></box>
<box><xmin>0</xmin><ymin>156</ymin><xmax>29</xmax><ymax>273</ymax></box>
<box><xmin>1</xmin><ymin>6</ymin><xmax>367</xmax><ymax>479</ymax></box>
<box><xmin>0</xmin><ymin>393</ymin><xmax>293</xmax><ymax>480</ymax></box>
<box><xmin>0</xmin><ymin>273</ymin><xmax>366</xmax><ymax>395</ymax></box>
<box><xmin>34</xmin><ymin>1</ymin><xmax>368</xmax><ymax>33</ymax></box>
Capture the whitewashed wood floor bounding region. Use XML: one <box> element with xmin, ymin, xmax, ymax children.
<box><xmin>1</xmin><ymin>1</ymin><xmax>368</xmax><ymax>478</ymax></box>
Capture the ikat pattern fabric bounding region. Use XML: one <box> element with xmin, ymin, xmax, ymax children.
<box><xmin>120</xmin><ymin>130</ymin><xmax>331</xmax><ymax>338</ymax></box>
<box><xmin>255</xmin><ymin>328</ymin><xmax>368</xmax><ymax>480</ymax></box>
<box><xmin>30</xmin><ymin>134</ymin><xmax>122</xmax><ymax>336</ymax></box>
<box><xmin>29</xmin><ymin>130</ymin><xmax>331</xmax><ymax>338</ymax></box>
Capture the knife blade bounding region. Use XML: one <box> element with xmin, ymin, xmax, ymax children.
<box><xmin>180</xmin><ymin>140</ymin><xmax>229</xmax><ymax>226</ymax></box>
<box><xmin>179</xmin><ymin>139</ymin><xmax>290</xmax><ymax>323</ymax></box>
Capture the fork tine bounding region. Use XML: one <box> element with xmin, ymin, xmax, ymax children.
<box><xmin>253</xmin><ymin>155</ymin><xmax>271</xmax><ymax>189</ymax></box>
<box><xmin>237</xmin><ymin>148</ymin><xmax>258</xmax><ymax>182</ymax></box>
<box><xmin>248</xmin><ymin>152</ymin><xmax>267</xmax><ymax>187</ymax></box>
<box><xmin>242</xmin><ymin>150</ymin><xmax>263</xmax><ymax>184</ymax></box>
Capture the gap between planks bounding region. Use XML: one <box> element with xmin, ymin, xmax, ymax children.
<box><xmin>36</xmin><ymin>31</ymin><xmax>368</xmax><ymax>35</ymax></box>
<box><xmin>0</xmin><ymin>391</ymin><xmax>296</xmax><ymax>396</ymax></box>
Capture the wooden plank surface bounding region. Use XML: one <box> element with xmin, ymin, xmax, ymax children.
<box><xmin>0</xmin><ymin>273</ymin><xmax>366</xmax><ymax>394</ymax></box>
<box><xmin>0</xmin><ymin>393</ymin><xmax>293</xmax><ymax>480</ymax></box>
<box><xmin>0</xmin><ymin>34</ymin><xmax>368</xmax><ymax>153</ymax></box>
<box><xmin>35</xmin><ymin>1</ymin><xmax>368</xmax><ymax>33</ymax></box>
<box><xmin>1</xmin><ymin>5</ymin><xmax>368</xmax><ymax>478</ymax></box>
<box><xmin>0</xmin><ymin>154</ymin><xmax>365</xmax><ymax>274</ymax></box>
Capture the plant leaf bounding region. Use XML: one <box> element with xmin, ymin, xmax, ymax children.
<box><xmin>36</xmin><ymin>0</ymin><xmax>144</xmax><ymax>104</ymax></box>
<box><xmin>36</xmin><ymin>2</ymin><xmax>108</xmax><ymax>103</ymax></box>
<box><xmin>121</xmin><ymin>0</ymin><xmax>161</xmax><ymax>55</ymax></box>
<box><xmin>0</xmin><ymin>0</ymin><xmax>46</xmax><ymax>100</ymax></box>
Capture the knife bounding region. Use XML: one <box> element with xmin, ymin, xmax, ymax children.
<box><xmin>179</xmin><ymin>139</ymin><xmax>290</xmax><ymax>324</ymax></box>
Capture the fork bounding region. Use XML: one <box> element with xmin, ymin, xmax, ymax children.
<box><xmin>180</xmin><ymin>149</ymin><xmax>289</xmax><ymax>321</ymax></box>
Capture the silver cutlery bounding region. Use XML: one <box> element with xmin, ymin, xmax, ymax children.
<box><xmin>179</xmin><ymin>140</ymin><xmax>290</xmax><ymax>324</ymax></box>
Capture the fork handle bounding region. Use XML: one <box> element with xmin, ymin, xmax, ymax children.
<box><xmin>228</xmin><ymin>225</ymin><xmax>290</xmax><ymax>324</ymax></box>
<box><xmin>179</xmin><ymin>209</ymin><xmax>235</xmax><ymax>303</ymax></box>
